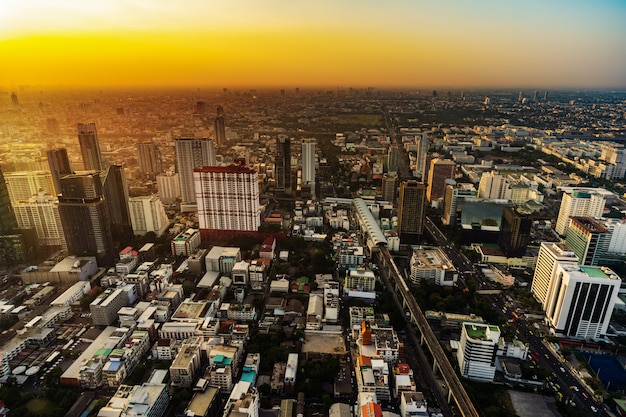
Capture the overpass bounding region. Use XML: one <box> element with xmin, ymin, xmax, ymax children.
<box><xmin>377</xmin><ymin>247</ymin><xmax>480</xmax><ymax>417</ymax></box>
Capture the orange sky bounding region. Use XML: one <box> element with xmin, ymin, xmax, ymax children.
<box><xmin>1</xmin><ymin>1</ymin><xmax>625</xmax><ymax>88</ymax></box>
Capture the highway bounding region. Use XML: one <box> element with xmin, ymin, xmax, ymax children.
<box><xmin>377</xmin><ymin>246</ymin><xmax>481</xmax><ymax>417</ymax></box>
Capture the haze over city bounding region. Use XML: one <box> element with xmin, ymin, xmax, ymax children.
<box><xmin>1</xmin><ymin>0</ymin><xmax>626</xmax><ymax>89</ymax></box>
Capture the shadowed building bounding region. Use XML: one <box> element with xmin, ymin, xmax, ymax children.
<box><xmin>77</xmin><ymin>123</ymin><xmax>103</xmax><ymax>171</ymax></box>
<box><xmin>397</xmin><ymin>180</ymin><xmax>426</xmax><ymax>244</ymax></box>
<box><xmin>46</xmin><ymin>148</ymin><xmax>72</xmax><ymax>195</ymax></box>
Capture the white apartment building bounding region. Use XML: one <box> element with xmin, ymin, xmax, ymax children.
<box><xmin>531</xmin><ymin>242</ymin><xmax>579</xmax><ymax>308</ymax></box>
<box><xmin>399</xmin><ymin>391</ymin><xmax>428</xmax><ymax>417</ymax></box>
<box><xmin>5</xmin><ymin>170</ymin><xmax>55</xmax><ymax>203</ymax></box>
<box><xmin>171</xmin><ymin>228</ymin><xmax>201</xmax><ymax>257</ymax></box>
<box><xmin>302</xmin><ymin>138</ymin><xmax>316</xmax><ymax>194</ymax></box>
<box><xmin>13</xmin><ymin>191</ymin><xmax>66</xmax><ymax>249</ymax></box>
<box><xmin>129</xmin><ymin>194</ymin><xmax>170</xmax><ymax>237</ymax></box>
<box><xmin>457</xmin><ymin>322</ymin><xmax>500</xmax><ymax>382</ymax></box>
<box><xmin>156</xmin><ymin>171</ymin><xmax>180</xmax><ymax>203</ymax></box>
<box><xmin>170</xmin><ymin>337</ymin><xmax>203</xmax><ymax>387</ymax></box>
<box><xmin>544</xmin><ymin>263</ymin><xmax>620</xmax><ymax>339</ymax></box>
<box><xmin>409</xmin><ymin>247</ymin><xmax>457</xmax><ymax>286</ymax></box>
<box><xmin>555</xmin><ymin>189</ymin><xmax>605</xmax><ymax>235</ymax></box>
<box><xmin>194</xmin><ymin>165</ymin><xmax>260</xmax><ymax>232</ymax></box>
<box><xmin>175</xmin><ymin>137</ymin><xmax>216</xmax><ymax>204</ymax></box>
<box><xmin>478</xmin><ymin>171</ymin><xmax>510</xmax><ymax>200</ymax></box>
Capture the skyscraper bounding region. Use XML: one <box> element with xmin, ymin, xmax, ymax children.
<box><xmin>14</xmin><ymin>191</ymin><xmax>66</xmax><ymax>250</ymax></box>
<box><xmin>194</xmin><ymin>164</ymin><xmax>260</xmax><ymax>233</ymax></box>
<box><xmin>397</xmin><ymin>180</ymin><xmax>426</xmax><ymax>244</ymax></box>
<box><xmin>414</xmin><ymin>134</ymin><xmax>429</xmax><ymax>180</ymax></box>
<box><xmin>10</xmin><ymin>92</ymin><xmax>18</xmax><ymax>106</ymax></box>
<box><xmin>387</xmin><ymin>145</ymin><xmax>399</xmax><ymax>174</ymax></box>
<box><xmin>175</xmin><ymin>138</ymin><xmax>216</xmax><ymax>203</ymax></box>
<box><xmin>498</xmin><ymin>206</ymin><xmax>532</xmax><ymax>257</ymax></box>
<box><xmin>426</xmin><ymin>158</ymin><xmax>456</xmax><ymax>203</ymax></box>
<box><xmin>543</xmin><ymin>262</ymin><xmax>620</xmax><ymax>339</ymax></box>
<box><xmin>214</xmin><ymin>115</ymin><xmax>226</xmax><ymax>146</ymax></box>
<box><xmin>4</xmin><ymin>171</ymin><xmax>55</xmax><ymax>203</ymax></box>
<box><xmin>102</xmin><ymin>165</ymin><xmax>132</xmax><ymax>233</ymax></box>
<box><xmin>77</xmin><ymin>123</ymin><xmax>103</xmax><ymax>171</ymax></box>
<box><xmin>564</xmin><ymin>217</ymin><xmax>610</xmax><ymax>266</ymax></box>
<box><xmin>128</xmin><ymin>195</ymin><xmax>170</xmax><ymax>237</ymax></box>
<box><xmin>0</xmin><ymin>167</ymin><xmax>17</xmax><ymax>234</ymax></box>
<box><xmin>442</xmin><ymin>181</ymin><xmax>476</xmax><ymax>226</ymax></box>
<box><xmin>47</xmin><ymin>148</ymin><xmax>72</xmax><ymax>196</ymax></box>
<box><xmin>275</xmin><ymin>135</ymin><xmax>291</xmax><ymax>194</ymax></box>
<box><xmin>477</xmin><ymin>171</ymin><xmax>510</xmax><ymax>200</ymax></box>
<box><xmin>137</xmin><ymin>141</ymin><xmax>163</xmax><ymax>179</ymax></box>
<box><xmin>302</xmin><ymin>138</ymin><xmax>316</xmax><ymax>195</ymax></box>
<box><xmin>531</xmin><ymin>242</ymin><xmax>579</xmax><ymax>309</ymax></box>
<box><xmin>58</xmin><ymin>172</ymin><xmax>115</xmax><ymax>266</ymax></box>
<box><xmin>555</xmin><ymin>189</ymin><xmax>605</xmax><ymax>236</ymax></box>
<box><xmin>381</xmin><ymin>172</ymin><xmax>398</xmax><ymax>203</ymax></box>
<box><xmin>156</xmin><ymin>171</ymin><xmax>181</xmax><ymax>203</ymax></box>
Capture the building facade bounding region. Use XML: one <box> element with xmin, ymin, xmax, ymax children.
<box><xmin>397</xmin><ymin>181</ymin><xmax>426</xmax><ymax>244</ymax></box>
<box><xmin>129</xmin><ymin>195</ymin><xmax>170</xmax><ymax>237</ymax></box>
<box><xmin>78</xmin><ymin>123</ymin><xmax>103</xmax><ymax>171</ymax></box>
<box><xmin>174</xmin><ymin>137</ymin><xmax>216</xmax><ymax>203</ymax></box>
<box><xmin>555</xmin><ymin>189</ymin><xmax>605</xmax><ymax>236</ymax></box>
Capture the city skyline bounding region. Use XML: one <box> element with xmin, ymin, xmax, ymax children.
<box><xmin>1</xmin><ymin>0</ymin><xmax>625</xmax><ymax>89</ymax></box>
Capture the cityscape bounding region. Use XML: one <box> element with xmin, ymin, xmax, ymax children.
<box><xmin>1</xmin><ymin>2</ymin><xmax>626</xmax><ymax>417</ymax></box>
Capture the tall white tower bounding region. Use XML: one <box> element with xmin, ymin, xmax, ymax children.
<box><xmin>555</xmin><ymin>189</ymin><xmax>605</xmax><ymax>236</ymax></box>
<box><xmin>302</xmin><ymin>138</ymin><xmax>316</xmax><ymax>195</ymax></box>
<box><xmin>531</xmin><ymin>242</ymin><xmax>579</xmax><ymax>309</ymax></box>
<box><xmin>174</xmin><ymin>138</ymin><xmax>216</xmax><ymax>204</ymax></box>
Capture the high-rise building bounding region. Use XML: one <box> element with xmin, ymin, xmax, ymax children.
<box><xmin>381</xmin><ymin>173</ymin><xmax>398</xmax><ymax>203</ymax></box>
<box><xmin>275</xmin><ymin>135</ymin><xmax>291</xmax><ymax>193</ymax></box>
<box><xmin>531</xmin><ymin>242</ymin><xmax>579</xmax><ymax>309</ymax></box>
<box><xmin>302</xmin><ymin>138</ymin><xmax>316</xmax><ymax>195</ymax></box>
<box><xmin>457</xmin><ymin>322</ymin><xmax>500</xmax><ymax>382</ymax></box>
<box><xmin>102</xmin><ymin>165</ymin><xmax>132</xmax><ymax>232</ymax></box>
<box><xmin>174</xmin><ymin>138</ymin><xmax>216</xmax><ymax>203</ymax></box>
<box><xmin>397</xmin><ymin>180</ymin><xmax>426</xmax><ymax>244</ymax></box>
<box><xmin>214</xmin><ymin>115</ymin><xmax>226</xmax><ymax>146</ymax></box>
<box><xmin>477</xmin><ymin>171</ymin><xmax>510</xmax><ymax>200</ymax></box>
<box><xmin>4</xmin><ymin>171</ymin><xmax>55</xmax><ymax>203</ymax></box>
<box><xmin>129</xmin><ymin>195</ymin><xmax>170</xmax><ymax>237</ymax></box>
<box><xmin>14</xmin><ymin>191</ymin><xmax>66</xmax><ymax>250</ymax></box>
<box><xmin>543</xmin><ymin>263</ymin><xmax>620</xmax><ymax>339</ymax></box>
<box><xmin>565</xmin><ymin>217</ymin><xmax>610</xmax><ymax>266</ymax></box>
<box><xmin>426</xmin><ymin>159</ymin><xmax>455</xmax><ymax>203</ymax></box>
<box><xmin>414</xmin><ymin>134</ymin><xmax>429</xmax><ymax>180</ymax></box>
<box><xmin>555</xmin><ymin>189</ymin><xmax>605</xmax><ymax>236</ymax></box>
<box><xmin>442</xmin><ymin>181</ymin><xmax>476</xmax><ymax>226</ymax></box>
<box><xmin>388</xmin><ymin>145</ymin><xmax>399</xmax><ymax>174</ymax></box>
<box><xmin>156</xmin><ymin>171</ymin><xmax>181</xmax><ymax>203</ymax></box>
<box><xmin>46</xmin><ymin>148</ymin><xmax>72</xmax><ymax>195</ymax></box>
<box><xmin>10</xmin><ymin>92</ymin><xmax>18</xmax><ymax>106</ymax></box>
<box><xmin>194</xmin><ymin>165</ymin><xmax>260</xmax><ymax>232</ymax></box>
<box><xmin>77</xmin><ymin>123</ymin><xmax>103</xmax><ymax>171</ymax></box>
<box><xmin>498</xmin><ymin>206</ymin><xmax>532</xmax><ymax>257</ymax></box>
<box><xmin>58</xmin><ymin>172</ymin><xmax>115</xmax><ymax>266</ymax></box>
<box><xmin>0</xmin><ymin>167</ymin><xmax>17</xmax><ymax>235</ymax></box>
<box><xmin>136</xmin><ymin>141</ymin><xmax>163</xmax><ymax>179</ymax></box>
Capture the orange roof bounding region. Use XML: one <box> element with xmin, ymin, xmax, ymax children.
<box><xmin>358</xmin><ymin>355</ymin><xmax>372</xmax><ymax>367</ymax></box>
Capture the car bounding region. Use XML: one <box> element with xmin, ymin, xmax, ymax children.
<box><xmin>571</xmin><ymin>386</ymin><xmax>579</xmax><ymax>392</ymax></box>
<box><xmin>544</xmin><ymin>354</ymin><xmax>550</xmax><ymax>359</ymax></box>
<box><xmin>560</xmin><ymin>366</ymin><xmax>565</xmax><ymax>373</ymax></box>
<box><xmin>590</xmin><ymin>405</ymin><xmax>597</xmax><ymax>413</ymax></box>
<box><xmin>582</xmin><ymin>392</ymin><xmax>589</xmax><ymax>399</ymax></box>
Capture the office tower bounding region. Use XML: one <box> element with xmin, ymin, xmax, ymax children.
<box><xmin>156</xmin><ymin>171</ymin><xmax>181</xmax><ymax>203</ymax></box>
<box><xmin>457</xmin><ymin>323</ymin><xmax>500</xmax><ymax>382</ymax></box>
<box><xmin>194</xmin><ymin>165</ymin><xmax>260</xmax><ymax>232</ymax></box>
<box><xmin>388</xmin><ymin>145</ymin><xmax>399</xmax><ymax>174</ymax></box>
<box><xmin>77</xmin><ymin>123</ymin><xmax>104</xmax><ymax>171</ymax></box>
<box><xmin>128</xmin><ymin>195</ymin><xmax>170</xmax><ymax>237</ymax></box>
<box><xmin>58</xmin><ymin>172</ymin><xmax>115</xmax><ymax>266</ymax></box>
<box><xmin>498</xmin><ymin>206</ymin><xmax>532</xmax><ymax>257</ymax></box>
<box><xmin>531</xmin><ymin>242</ymin><xmax>579</xmax><ymax>309</ymax></box>
<box><xmin>175</xmin><ymin>138</ymin><xmax>216</xmax><ymax>203</ymax></box>
<box><xmin>543</xmin><ymin>262</ymin><xmax>620</xmax><ymax>339</ymax></box>
<box><xmin>10</xmin><ymin>92</ymin><xmax>18</xmax><ymax>105</ymax></box>
<box><xmin>555</xmin><ymin>189</ymin><xmax>605</xmax><ymax>236</ymax></box>
<box><xmin>543</xmin><ymin>91</ymin><xmax>548</xmax><ymax>101</ymax></box>
<box><xmin>397</xmin><ymin>180</ymin><xmax>426</xmax><ymax>244</ymax></box>
<box><xmin>47</xmin><ymin>148</ymin><xmax>72</xmax><ymax>195</ymax></box>
<box><xmin>0</xmin><ymin>167</ymin><xmax>17</xmax><ymax>234</ymax></box>
<box><xmin>533</xmin><ymin>90</ymin><xmax>538</xmax><ymax>102</ymax></box>
<box><xmin>14</xmin><ymin>191</ymin><xmax>66</xmax><ymax>249</ymax></box>
<box><xmin>414</xmin><ymin>134</ymin><xmax>429</xmax><ymax>180</ymax></box>
<box><xmin>381</xmin><ymin>173</ymin><xmax>398</xmax><ymax>203</ymax></box>
<box><xmin>564</xmin><ymin>217</ymin><xmax>611</xmax><ymax>266</ymax></box>
<box><xmin>102</xmin><ymin>165</ymin><xmax>132</xmax><ymax>233</ymax></box>
<box><xmin>517</xmin><ymin>91</ymin><xmax>523</xmax><ymax>102</ymax></box>
<box><xmin>214</xmin><ymin>114</ymin><xmax>226</xmax><ymax>146</ymax></box>
<box><xmin>136</xmin><ymin>141</ymin><xmax>163</xmax><ymax>179</ymax></box>
<box><xmin>302</xmin><ymin>138</ymin><xmax>316</xmax><ymax>195</ymax></box>
<box><xmin>4</xmin><ymin>171</ymin><xmax>55</xmax><ymax>203</ymax></box>
<box><xmin>477</xmin><ymin>171</ymin><xmax>510</xmax><ymax>200</ymax></box>
<box><xmin>275</xmin><ymin>135</ymin><xmax>291</xmax><ymax>193</ymax></box>
<box><xmin>426</xmin><ymin>158</ymin><xmax>455</xmax><ymax>203</ymax></box>
<box><xmin>442</xmin><ymin>181</ymin><xmax>476</xmax><ymax>226</ymax></box>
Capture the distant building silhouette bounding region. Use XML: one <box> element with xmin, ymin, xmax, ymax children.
<box><xmin>10</xmin><ymin>92</ymin><xmax>18</xmax><ymax>106</ymax></box>
<box><xmin>275</xmin><ymin>135</ymin><xmax>291</xmax><ymax>194</ymax></box>
<box><xmin>388</xmin><ymin>145</ymin><xmax>399</xmax><ymax>174</ymax></box>
<box><xmin>77</xmin><ymin>123</ymin><xmax>103</xmax><ymax>171</ymax></box>
<box><xmin>0</xmin><ymin>166</ymin><xmax>17</xmax><ymax>235</ymax></box>
<box><xmin>102</xmin><ymin>165</ymin><xmax>132</xmax><ymax>233</ymax></box>
<box><xmin>175</xmin><ymin>138</ymin><xmax>216</xmax><ymax>203</ymax></box>
<box><xmin>46</xmin><ymin>148</ymin><xmax>72</xmax><ymax>196</ymax></box>
<box><xmin>398</xmin><ymin>180</ymin><xmax>426</xmax><ymax>244</ymax></box>
<box><xmin>58</xmin><ymin>172</ymin><xmax>115</xmax><ymax>266</ymax></box>
<box><xmin>137</xmin><ymin>141</ymin><xmax>163</xmax><ymax>179</ymax></box>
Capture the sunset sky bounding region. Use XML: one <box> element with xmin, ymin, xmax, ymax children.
<box><xmin>1</xmin><ymin>0</ymin><xmax>625</xmax><ymax>89</ymax></box>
